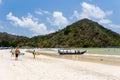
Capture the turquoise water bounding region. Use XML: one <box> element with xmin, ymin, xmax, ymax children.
<box><xmin>35</xmin><ymin>48</ymin><xmax>120</xmax><ymax>55</ymax></box>
<box><xmin>62</xmin><ymin>48</ymin><xmax>120</xmax><ymax>55</ymax></box>
<box><xmin>78</xmin><ymin>48</ymin><xmax>120</xmax><ymax>55</ymax></box>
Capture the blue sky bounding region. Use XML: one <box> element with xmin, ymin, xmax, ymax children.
<box><xmin>0</xmin><ymin>0</ymin><xmax>120</xmax><ymax>37</ymax></box>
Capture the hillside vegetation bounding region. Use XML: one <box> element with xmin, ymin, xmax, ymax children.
<box><xmin>0</xmin><ymin>32</ymin><xmax>29</xmax><ymax>47</ymax></box>
<box><xmin>30</xmin><ymin>18</ymin><xmax>120</xmax><ymax>47</ymax></box>
<box><xmin>0</xmin><ymin>18</ymin><xmax>120</xmax><ymax>48</ymax></box>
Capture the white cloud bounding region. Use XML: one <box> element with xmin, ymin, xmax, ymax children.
<box><xmin>35</xmin><ymin>9</ymin><xmax>50</xmax><ymax>15</ymax></box>
<box><xmin>71</xmin><ymin>10</ymin><xmax>81</xmax><ymax>20</ymax></box>
<box><xmin>99</xmin><ymin>19</ymin><xmax>111</xmax><ymax>24</ymax></box>
<box><xmin>6</xmin><ymin>12</ymin><xmax>53</xmax><ymax>35</ymax></box>
<box><xmin>35</xmin><ymin>10</ymin><xmax>69</xmax><ymax>29</ymax></box>
<box><xmin>106</xmin><ymin>24</ymin><xmax>120</xmax><ymax>34</ymax></box>
<box><xmin>35</xmin><ymin>11</ymin><xmax>43</xmax><ymax>15</ymax></box>
<box><xmin>48</xmin><ymin>11</ymin><xmax>69</xmax><ymax>29</ymax></box>
<box><xmin>80</xmin><ymin>2</ymin><xmax>106</xmax><ymax>19</ymax></box>
<box><xmin>108</xmin><ymin>24</ymin><xmax>120</xmax><ymax>29</ymax></box>
<box><xmin>72</xmin><ymin>2</ymin><xmax>112</xmax><ymax>24</ymax></box>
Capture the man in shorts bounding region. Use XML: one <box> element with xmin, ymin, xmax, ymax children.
<box><xmin>15</xmin><ymin>48</ymin><xmax>20</xmax><ymax>60</ymax></box>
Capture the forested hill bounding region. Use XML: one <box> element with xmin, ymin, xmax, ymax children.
<box><xmin>0</xmin><ymin>18</ymin><xmax>120</xmax><ymax>47</ymax></box>
<box><xmin>0</xmin><ymin>32</ymin><xmax>29</xmax><ymax>47</ymax></box>
<box><xmin>30</xmin><ymin>18</ymin><xmax>120</xmax><ymax>47</ymax></box>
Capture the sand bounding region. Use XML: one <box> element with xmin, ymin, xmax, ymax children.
<box><xmin>0</xmin><ymin>49</ymin><xmax>120</xmax><ymax>80</ymax></box>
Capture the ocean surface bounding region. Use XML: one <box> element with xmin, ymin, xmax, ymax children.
<box><xmin>32</xmin><ymin>48</ymin><xmax>120</xmax><ymax>55</ymax></box>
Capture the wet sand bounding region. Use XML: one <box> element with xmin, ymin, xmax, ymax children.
<box><xmin>41</xmin><ymin>52</ymin><xmax>120</xmax><ymax>66</ymax></box>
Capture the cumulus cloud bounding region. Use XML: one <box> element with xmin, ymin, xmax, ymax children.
<box><xmin>71</xmin><ymin>2</ymin><xmax>112</xmax><ymax>25</ymax></box>
<box><xmin>6</xmin><ymin>12</ymin><xmax>53</xmax><ymax>35</ymax></box>
<box><xmin>48</xmin><ymin>11</ymin><xmax>69</xmax><ymax>29</ymax></box>
<box><xmin>35</xmin><ymin>10</ymin><xmax>69</xmax><ymax>29</ymax></box>
<box><xmin>80</xmin><ymin>2</ymin><xmax>106</xmax><ymax>19</ymax></box>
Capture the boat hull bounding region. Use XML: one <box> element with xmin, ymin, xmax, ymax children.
<box><xmin>58</xmin><ymin>50</ymin><xmax>87</xmax><ymax>55</ymax></box>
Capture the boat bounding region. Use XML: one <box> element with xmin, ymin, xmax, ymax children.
<box><xmin>58</xmin><ymin>49</ymin><xmax>87</xmax><ymax>55</ymax></box>
<box><xmin>19</xmin><ymin>52</ymin><xmax>25</xmax><ymax>55</ymax></box>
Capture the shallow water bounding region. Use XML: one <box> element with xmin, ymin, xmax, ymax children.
<box><xmin>33</xmin><ymin>48</ymin><xmax>120</xmax><ymax>55</ymax></box>
<box><xmin>85</xmin><ymin>48</ymin><xmax>120</xmax><ymax>55</ymax></box>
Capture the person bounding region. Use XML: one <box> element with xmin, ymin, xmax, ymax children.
<box><xmin>15</xmin><ymin>48</ymin><xmax>20</xmax><ymax>60</ymax></box>
<box><xmin>32</xmin><ymin>50</ymin><xmax>35</xmax><ymax>59</ymax></box>
<box><xmin>10</xmin><ymin>47</ymin><xmax>14</xmax><ymax>57</ymax></box>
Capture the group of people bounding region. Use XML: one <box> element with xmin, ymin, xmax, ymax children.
<box><xmin>10</xmin><ymin>47</ymin><xmax>36</xmax><ymax>60</ymax></box>
<box><xmin>10</xmin><ymin>48</ymin><xmax>20</xmax><ymax>60</ymax></box>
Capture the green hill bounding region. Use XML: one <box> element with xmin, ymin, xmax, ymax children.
<box><xmin>30</xmin><ymin>18</ymin><xmax>120</xmax><ymax>47</ymax></box>
<box><xmin>0</xmin><ymin>18</ymin><xmax>120</xmax><ymax>48</ymax></box>
<box><xmin>0</xmin><ymin>32</ymin><xmax>29</xmax><ymax>47</ymax></box>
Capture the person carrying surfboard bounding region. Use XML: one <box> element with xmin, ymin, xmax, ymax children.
<box><xmin>15</xmin><ymin>48</ymin><xmax>20</xmax><ymax>60</ymax></box>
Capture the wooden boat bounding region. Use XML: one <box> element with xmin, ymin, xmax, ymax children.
<box><xmin>58</xmin><ymin>49</ymin><xmax>87</xmax><ymax>55</ymax></box>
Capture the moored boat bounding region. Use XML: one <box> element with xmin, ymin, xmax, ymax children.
<box><xmin>58</xmin><ymin>49</ymin><xmax>87</xmax><ymax>55</ymax></box>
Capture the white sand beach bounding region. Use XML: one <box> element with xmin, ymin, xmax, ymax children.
<box><xmin>0</xmin><ymin>49</ymin><xmax>120</xmax><ymax>80</ymax></box>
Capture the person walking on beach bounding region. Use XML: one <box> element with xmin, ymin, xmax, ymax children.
<box><xmin>15</xmin><ymin>48</ymin><xmax>20</xmax><ymax>60</ymax></box>
<box><xmin>32</xmin><ymin>50</ymin><xmax>35</xmax><ymax>59</ymax></box>
<box><xmin>10</xmin><ymin>47</ymin><xmax>14</xmax><ymax>57</ymax></box>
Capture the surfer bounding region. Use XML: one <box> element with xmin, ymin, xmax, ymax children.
<box><xmin>15</xmin><ymin>48</ymin><xmax>20</xmax><ymax>60</ymax></box>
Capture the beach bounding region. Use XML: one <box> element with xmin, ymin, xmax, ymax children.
<box><xmin>0</xmin><ymin>49</ymin><xmax>120</xmax><ymax>80</ymax></box>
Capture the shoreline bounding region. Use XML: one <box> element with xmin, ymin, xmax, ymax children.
<box><xmin>40</xmin><ymin>52</ymin><xmax>120</xmax><ymax>66</ymax></box>
<box><xmin>0</xmin><ymin>49</ymin><xmax>120</xmax><ymax>80</ymax></box>
<box><xmin>6</xmin><ymin>48</ymin><xmax>120</xmax><ymax>66</ymax></box>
